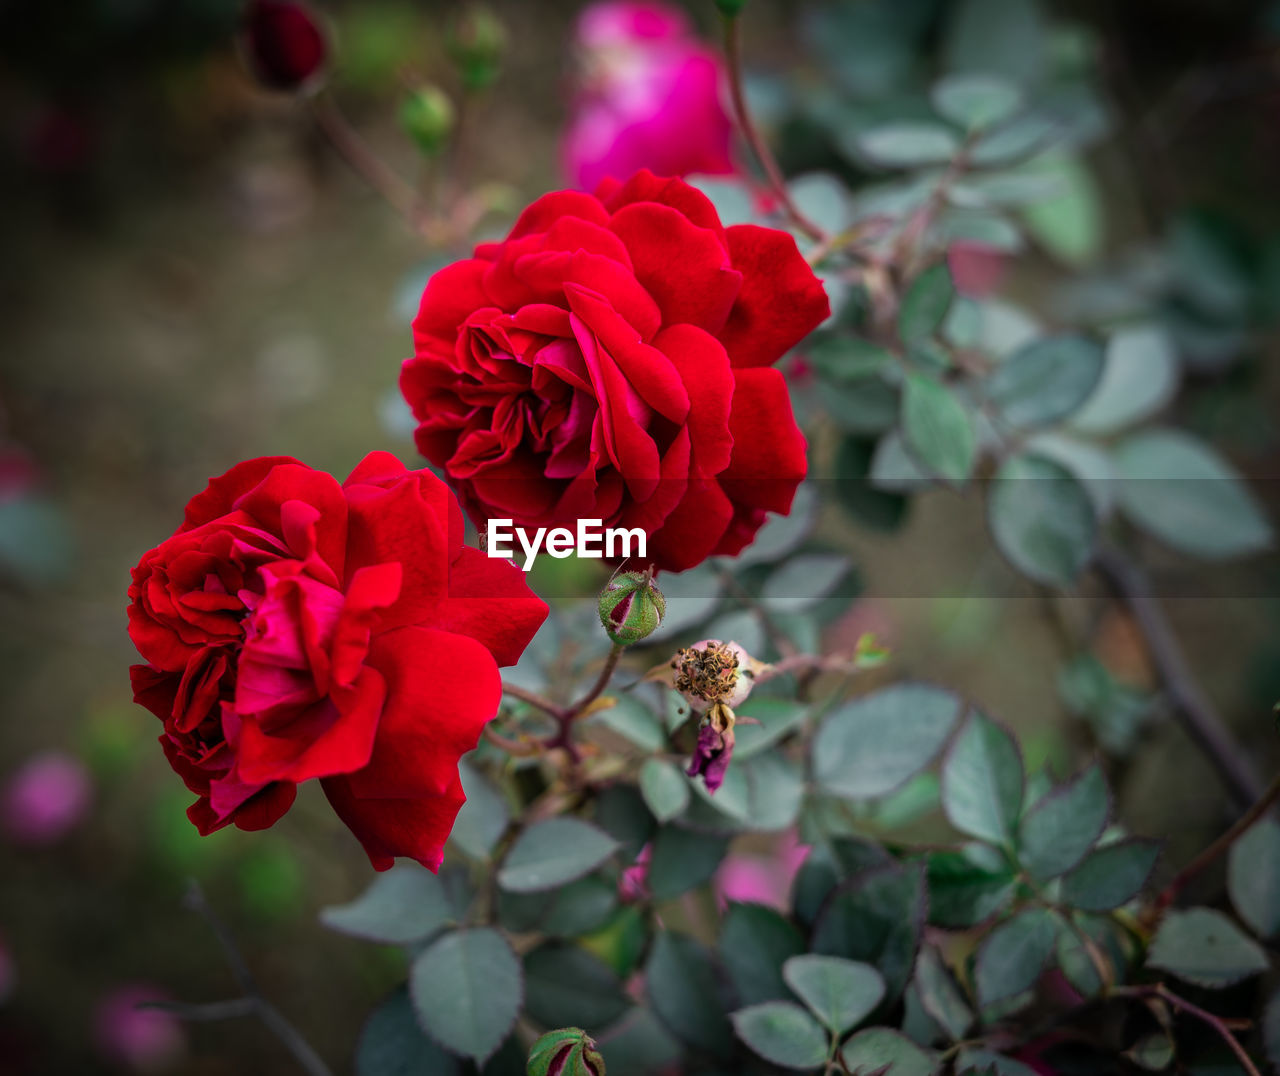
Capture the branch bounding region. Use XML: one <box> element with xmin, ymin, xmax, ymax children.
<box><xmin>1092</xmin><ymin>547</ymin><xmax>1263</xmax><ymax>808</ymax></box>
<box><xmin>1155</xmin><ymin>770</ymin><xmax>1280</xmax><ymax>911</ymax></box>
<box><xmin>500</xmin><ymin>681</ymin><xmax>566</xmax><ymax>719</ymax></box>
<box><xmin>721</xmin><ymin>14</ymin><xmax>826</xmax><ymax>242</ymax></box>
<box><xmin>183</xmin><ymin>882</ymin><xmax>334</xmax><ymax>1076</ymax></box>
<box><xmin>1114</xmin><ymin>984</ymin><xmax>1262</xmax><ymax>1076</ymax></box>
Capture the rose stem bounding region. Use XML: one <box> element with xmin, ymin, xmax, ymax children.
<box><xmin>1112</xmin><ymin>984</ymin><xmax>1262</xmax><ymax>1076</ymax></box>
<box><xmin>720</xmin><ymin>12</ymin><xmax>827</xmax><ymax>243</ymax></box>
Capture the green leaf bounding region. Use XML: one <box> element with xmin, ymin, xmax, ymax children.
<box><xmin>589</xmin><ymin>696</ymin><xmax>666</xmax><ymax>753</ymax></box>
<box><xmin>932</xmin><ymin>73</ymin><xmax>1023</xmax><ymax>131</ymax></box>
<box><xmin>356</xmin><ymin>985</ymin><xmax>460</xmax><ymax>1076</ymax></box>
<box><xmin>522</xmin><ymin>943</ymin><xmax>631</xmax><ymax>1032</ymax></box>
<box><xmin>319</xmin><ymin>863</ymin><xmax>454</xmax><ymax>945</ymax></box>
<box><xmin>645</xmin><ymin>931</ymin><xmax>734</xmax><ymax>1058</ymax></box>
<box><xmin>1228</xmin><ymin>818</ymin><xmax>1280</xmax><ymax>939</ymax></box>
<box><xmin>720</xmin><ymin>902</ymin><xmax>806</xmax><ymax>1006</ymax></box>
<box><xmin>853</xmin><ymin>122</ymin><xmax>961</xmax><ymax>168</ymax></box>
<box><xmin>901</xmin><ymin>374</ymin><xmax>976</xmax><ymax>484</ymax></box>
<box><xmin>1060</xmin><ymin>836</ymin><xmax>1160</xmax><ymax>911</ymax></box>
<box><xmin>841</xmin><ymin>1028</ymin><xmax>939</xmax><ymax>1076</ymax></box>
<box><xmin>741</xmin><ymin>753</ymin><xmax>807</xmax><ymax>832</ymax></box>
<box><xmin>593</xmin><ymin>784</ymin><xmax>654</xmax><ymax>862</ymax></box>
<box><xmin>806</xmin><ymin>335</ymin><xmax>895</xmax><ymax>384</ymax></box>
<box><xmin>988</xmin><ymin>454</ymin><xmax>1097</xmax><ymax>587</ymax></box>
<box><xmin>783</xmin><ymin>954</ymin><xmax>885</xmax><ymax>1036</ymax></box>
<box><xmin>914</xmin><ymin>947</ymin><xmax>973</xmax><ymax>1041</ymax></box>
<box><xmin>1017</xmin><ymin>764</ymin><xmax>1109</xmax><ymax>881</ymax></box>
<box><xmin>789</xmin><ymin>172</ymin><xmax>852</xmax><ymax>236</ymax></box>
<box><xmin>409</xmin><ymin>928</ymin><xmax>521</xmax><ymax>1065</ymax></box>
<box><xmin>942</xmin><ymin>712</ymin><xmax>1023</xmax><ymax>846</ymax></box>
<box><xmin>957</xmin><ymin>1048</ymin><xmax>1041</xmax><ymax>1076</ymax></box>
<box><xmin>646</xmin><ymin>562</ymin><xmax>724</xmax><ymax>641</ymax></box>
<box><xmin>1146</xmin><ymin>907</ymin><xmax>1269</xmax><ymax>988</ymax></box>
<box><xmin>762</xmin><ymin>554</ymin><xmax>852</xmax><ymax>613</ymax></box>
<box><xmin>900</xmin><ymin>264</ymin><xmax>955</xmax><ymax>345</ymax></box>
<box><xmin>1071</xmin><ymin>326</ymin><xmax>1179</xmax><ymax>435</ymax></box>
<box><xmin>975</xmin><ymin>907</ymin><xmax>1057</xmax><ymax>1007</ymax></box>
<box><xmin>598</xmin><ymin>1009</ymin><xmax>682</xmax><ymax>1076</ymax></box>
<box><xmin>985</xmin><ymin>335</ymin><xmax>1105</xmax><ymax>428</ymax></box>
<box><xmin>648</xmin><ymin>826</ymin><xmax>729</xmax><ymax>901</ymax></box>
<box><xmin>735</xmin><ymin>483</ymin><xmax>818</xmax><ymax>566</ymax></box>
<box><xmin>869</xmin><ymin>431</ymin><xmax>933</xmax><ymax>494</ymax></box>
<box><xmin>497</xmin><ymin>819</ymin><xmax>618</xmax><ymax>893</ymax></box>
<box><xmin>811</xmin><ymin>861</ymin><xmax>926</xmax><ymax>1002</ymax></box>
<box><xmin>639</xmin><ymin>758</ymin><xmax>689</xmax><ymax>824</ymax></box>
<box><xmin>1114</xmin><ymin>429</ymin><xmax>1273</xmax><ymax>559</ymax></box>
<box><xmin>731</xmin><ymin>1002</ymin><xmax>829</xmax><ymax>1070</ymax></box>
<box><xmin>944</xmin><ymin>0</ymin><xmax>1046</xmax><ymax>86</ymax></box>
<box><xmin>813</xmin><ymin>683</ymin><xmax>963</xmax><ymax>800</ymax></box>
<box><xmin>450</xmin><ymin>759</ymin><xmax>509</xmax><ymax>859</ymax></box>
<box><xmin>1018</xmin><ymin>153</ymin><xmax>1103</xmax><ymax>267</ymax></box>
<box><xmin>1055</xmin><ymin>913</ymin><xmax>1126</xmax><ymax>999</ymax></box>
<box><xmin>734</xmin><ymin>698</ymin><xmax>809</xmax><ymax>760</ymax></box>
<box><xmin>792</xmin><ymin>837</ymin><xmax>892</xmax><ymax>928</ymax></box>
<box><xmin>926</xmin><ymin>850</ymin><xmax>1017</xmax><ymax>928</ymax></box>
<box><xmin>1126</xmin><ymin>1031</ymin><xmax>1174</xmax><ymax>1072</ymax></box>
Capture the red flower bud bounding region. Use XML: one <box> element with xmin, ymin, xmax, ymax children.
<box><xmin>241</xmin><ymin>0</ymin><xmax>328</xmax><ymax>93</ymax></box>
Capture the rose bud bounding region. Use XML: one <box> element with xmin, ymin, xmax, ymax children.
<box><xmin>673</xmin><ymin>639</ymin><xmax>754</xmax><ymax>715</ymax></box>
<box><xmin>527</xmin><ymin>1027</ymin><xmax>605</xmax><ymax>1076</ymax></box>
<box><xmin>447</xmin><ymin>5</ymin><xmax>507</xmax><ymax>92</ymax></box>
<box><xmin>598</xmin><ymin>571</ymin><xmax>665</xmax><ymax>645</ymax></box>
<box><xmin>240</xmin><ymin>0</ymin><xmax>329</xmax><ymax>94</ymax></box>
<box><xmin>399</xmin><ymin>86</ymin><xmax>456</xmax><ymax>157</ymax></box>
<box><xmin>92</xmin><ymin>984</ymin><xmax>186</xmax><ymax>1072</ymax></box>
<box><xmin>1</xmin><ymin>751</ymin><xmax>91</xmax><ymax>846</ymax></box>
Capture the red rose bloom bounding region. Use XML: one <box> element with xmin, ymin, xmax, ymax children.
<box><xmin>127</xmin><ymin>453</ymin><xmax>546</xmax><ymax>871</ymax></box>
<box><xmin>400</xmin><ymin>170</ymin><xmax>828</xmax><ymax>571</ymax></box>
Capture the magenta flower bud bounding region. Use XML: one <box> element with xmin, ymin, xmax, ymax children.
<box><xmin>686</xmin><ymin>718</ymin><xmax>734</xmax><ymax>792</ymax></box>
<box><xmin>2</xmin><ymin>751</ymin><xmax>91</xmax><ymax>845</ymax></box>
<box><xmin>618</xmin><ymin>842</ymin><xmax>652</xmax><ymax>902</ymax></box>
<box><xmin>527</xmin><ymin>1027</ymin><xmax>605</xmax><ymax>1076</ymax></box>
<box><xmin>92</xmin><ymin>984</ymin><xmax>186</xmax><ymax>1072</ymax></box>
<box><xmin>241</xmin><ymin>0</ymin><xmax>328</xmax><ymax>93</ymax></box>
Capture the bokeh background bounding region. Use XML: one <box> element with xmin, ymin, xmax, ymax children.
<box><xmin>1</xmin><ymin>0</ymin><xmax>1279</xmax><ymax>1071</ymax></box>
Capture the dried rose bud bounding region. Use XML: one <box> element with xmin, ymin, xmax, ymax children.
<box><xmin>687</xmin><ymin>714</ymin><xmax>734</xmax><ymax>793</ymax></box>
<box><xmin>399</xmin><ymin>86</ymin><xmax>456</xmax><ymax>156</ymax></box>
<box><xmin>527</xmin><ymin>1027</ymin><xmax>605</xmax><ymax>1076</ymax></box>
<box><xmin>241</xmin><ymin>0</ymin><xmax>328</xmax><ymax>93</ymax></box>
<box><xmin>672</xmin><ymin>639</ymin><xmax>754</xmax><ymax>715</ymax></box>
<box><xmin>598</xmin><ymin>571</ymin><xmax>665</xmax><ymax>646</ymax></box>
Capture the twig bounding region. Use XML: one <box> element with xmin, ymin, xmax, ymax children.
<box><xmin>140</xmin><ymin>998</ymin><xmax>257</xmax><ymax>1021</ymax></box>
<box><xmin>182</xmin><ymin>882</ymin><xmax>334</xmax><ymax>1076</ymax></box>
<box><xmin>567</xmin><ymin>644</ymin><xmax>625</xmax><ymax>722</ymax></box>
<box><xmin>1114</xmin><ymin>984</ymin><xmax>1262</xmax><ymax>1076</ymax></box>
<box><xmin>1155</xmin><ymin>771</ymin><xmax>1280</xmax><ymax>911</ymax></box>
<box><xmin>310</xmin><ymin>94</ymin><xmax>424</xmax><ymax>228</ymax></box>
<box><xmin>501</xmin><ymin>682</ymin><xmax>567</xmax><ymax>719</ymax></box>
<box><xmin>720</xmin><ymin>14</ymin><xmax>826</xmax><ymax>242</ymax></box>
<box><xmin>753</xmin><ymin>652</ymin><xmax>860</xmax><ymax>686</ymax></box>
<box><xmin>714</xmin><ymin>564</ymin><xmax>798</xmax><ymax>659</ymax></box>
<box><xmin>1093</xmin><ymin>547</ymin><xmax>1263</xmax><ymax>808</ymax></box>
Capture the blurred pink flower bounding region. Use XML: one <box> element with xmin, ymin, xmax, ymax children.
<box><xmin>93</xmin><ymin>984</ymin><xmax>185</xmax><ymax>1073</ymax></box>
<box><xmin>563</xmin><ymin>1</ymin><xmax>735</xmax><ymax>189</ymax></box>
<box><xmin>716</xmin><ymin>831</ymin><xmax>809</xmax><ymax>911</ymax></box>
<box><xmin>619</xmin><ymin>842</ymin><xmax>652</xmax><ymax>902</ymax></box>
<box><xmin>0</xmin><ymin>934</ymin><xmax>15</xmax><ymax>1006</ymax></box>
<box><xmin>947</xmin><ymin>241</ymin><xmax>1008</xmax><ymax>298</ymax></box>
<box><xmin>2</xmin><ymin>751</ymin><xmax>91</xmax><ymax>845</ymax></box>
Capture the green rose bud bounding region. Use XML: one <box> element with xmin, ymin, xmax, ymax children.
<box><xmin>598</xmin><ymin>571</ymin><xmax>665</xmax><ymax>646</ymax></box>
<box><xmin>447</xmin><ymin>5</ymin><xmax>507</xmax><ymax>92</ymax></box>
<box><xmin>399</xmin><ymin>85</ymin><xmax>455</xmax><ymax>156</ymax></box>
<box><xmin>714</xmin><ymin>0</ymin><xmax>749</xmax><ymax>16</ymax></box>
<box><xmin>527</xmin><ymin>1028</ymin><xmax>605</xmax><ymax>1076</ymax></box>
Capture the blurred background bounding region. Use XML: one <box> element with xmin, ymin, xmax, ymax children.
<box><xmin>1</xmin><ymin>0</ymin><xmax>1279</xmax><ymax>1071</ymax></box>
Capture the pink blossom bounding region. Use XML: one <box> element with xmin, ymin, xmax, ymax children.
<box><xmin>619</xmin><ymin>842</ymin><xmax>652</xmax><ymax>902</ymax></box>
<box><xmin>2</xmin><ymin>751</ymin><xmax>91</xmax><ymax>845</ymax></box>
<box><xmin>947</xmin><ymin>241</ymin><xmax>1008</xmax><ymax>298</ymax></box>
<box><xmin>93</xmin><ymin>984</ymin><xmax>185</xmax><ymax>1072</ymax></box>
<box><xmin>716</xmin><ymin>831</ymin><xmax>809</xmax><ymax>911</ymax></box>
<box><xmin>562</xmin><ymin>1</ymin><xmax>735</xmax><ymax>189</ymax></box>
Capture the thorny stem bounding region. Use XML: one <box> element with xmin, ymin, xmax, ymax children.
<box><xmin>180</xmin><ymin>882</ymin><xmax>334</xmax><ymax>1076</ymax></box>
<box><xmin>1113</xmin><ymin>984</ymin><xmax>1263</xmax><ymax>1076</ymax></box>
<box><xmin>1154</xmin><ymin>770</ymin><xmax>1280</xmax><ymax>912</ymax></box>
<box><xmin>721</xmin><ymin>14</ymin><xmax>827</xmax><ymax>243</ymax></box>
<box><xmin>1093</xmin><ymin>547</ymin><xmax>1264</xmax><ymax>808</ymax></box>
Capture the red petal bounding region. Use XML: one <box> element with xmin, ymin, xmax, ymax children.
<box><xmin>597</xmin><ymin>170</ymin><xmax>727</xmax><ymax>242</ymax></box>
<box><xmin>412</xmin><ymin>259</ymin><xmax>494</xmax><ymax>347</ymax></box>
<box><xmin>719</xmin><ymin>367</ymin><xmax>807</xmax><ymax>514</ymax></box>
<box><xmin>182</xmin><ymin>456</ymin><xmax>302</xmax><ymax>532</ymax></box>
<box><xmin>322</xmin><ymin>771</ymin><xmax>464</xmax><ymax>872</ymax></box>
<box><xmin>718</xmin><ymin>225</ymin><xmax>829</xmax><ymax>368</ymax></box>
<box><xmin>645</xmin><ymin>474</ymin><xmax>734</xmax><ymax>572</ymax></box>
<box><xmin>436</xmin><ymin>546</ymin><xmax>549</xmax><ymax>667</ymax></box>
<box><xmin>342</xmin><ymin>626</ymin><xmax>501</xmax><ymax>800</ymax></box>
<box><xmin>507</xmin><ymin>189</ymin><xmax>609</xmax><ymax>240</ymax></box>
<box><xmin>229</xmin><ymin>780</ymin><xmax>298</xmax><ymax>832</ymax></box>
<box><xmin>608</xmin><ymin>202</ymin><xmax>740</xmax><ymax>333</ymax></box>
<box><xmin>652</xmin><ymin>325</ymin><xmax>733</xmax><ymax>477</ymax></box>
<box><xmin>232</xmin><ymin>463</ymin><xmax>348</xmax><ymax>576</ymax></box>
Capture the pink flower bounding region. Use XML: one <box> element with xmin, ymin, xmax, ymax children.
<box><xmin>716</xmin><ymin>831</ymin><xmax>809</xmax><ymax>910</ymax></box>
<box><xmin>619</xmin><ymin>842</ymin><xmax>652</xmax><ymax>902</ymax></box>
<box><xmin>562</xmin><ymin>1</ymin><xmax>735</xmax><ymax>189</ymax></box>
<box><xmin>947</xmin><ymin>241</ymin><xmax>1008</xmax><ymax>298</ymax></box>
<box><xmin>1</xmin><ymin>752</ymin><xmax>91</xmax><ymax>845</ymax></box>
<box><xmin>93</xmin><ymin>984</ymin><xmax>186</xmax><ymax>1072</ymax></box>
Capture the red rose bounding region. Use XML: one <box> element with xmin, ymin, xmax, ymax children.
<box><xmin>127</xmin><ymin>452</ymin><xmax>546</xmax><ymax>870</ymax></box>
<box><xmin>400</xmin><ymin>170</ymin><xmax>828</xmax><ymax>571</ymax></box>
<box><xmin>240</xmin><ymin>0</ymin><xmax>328</xmax><ymax>93</ymax></box>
